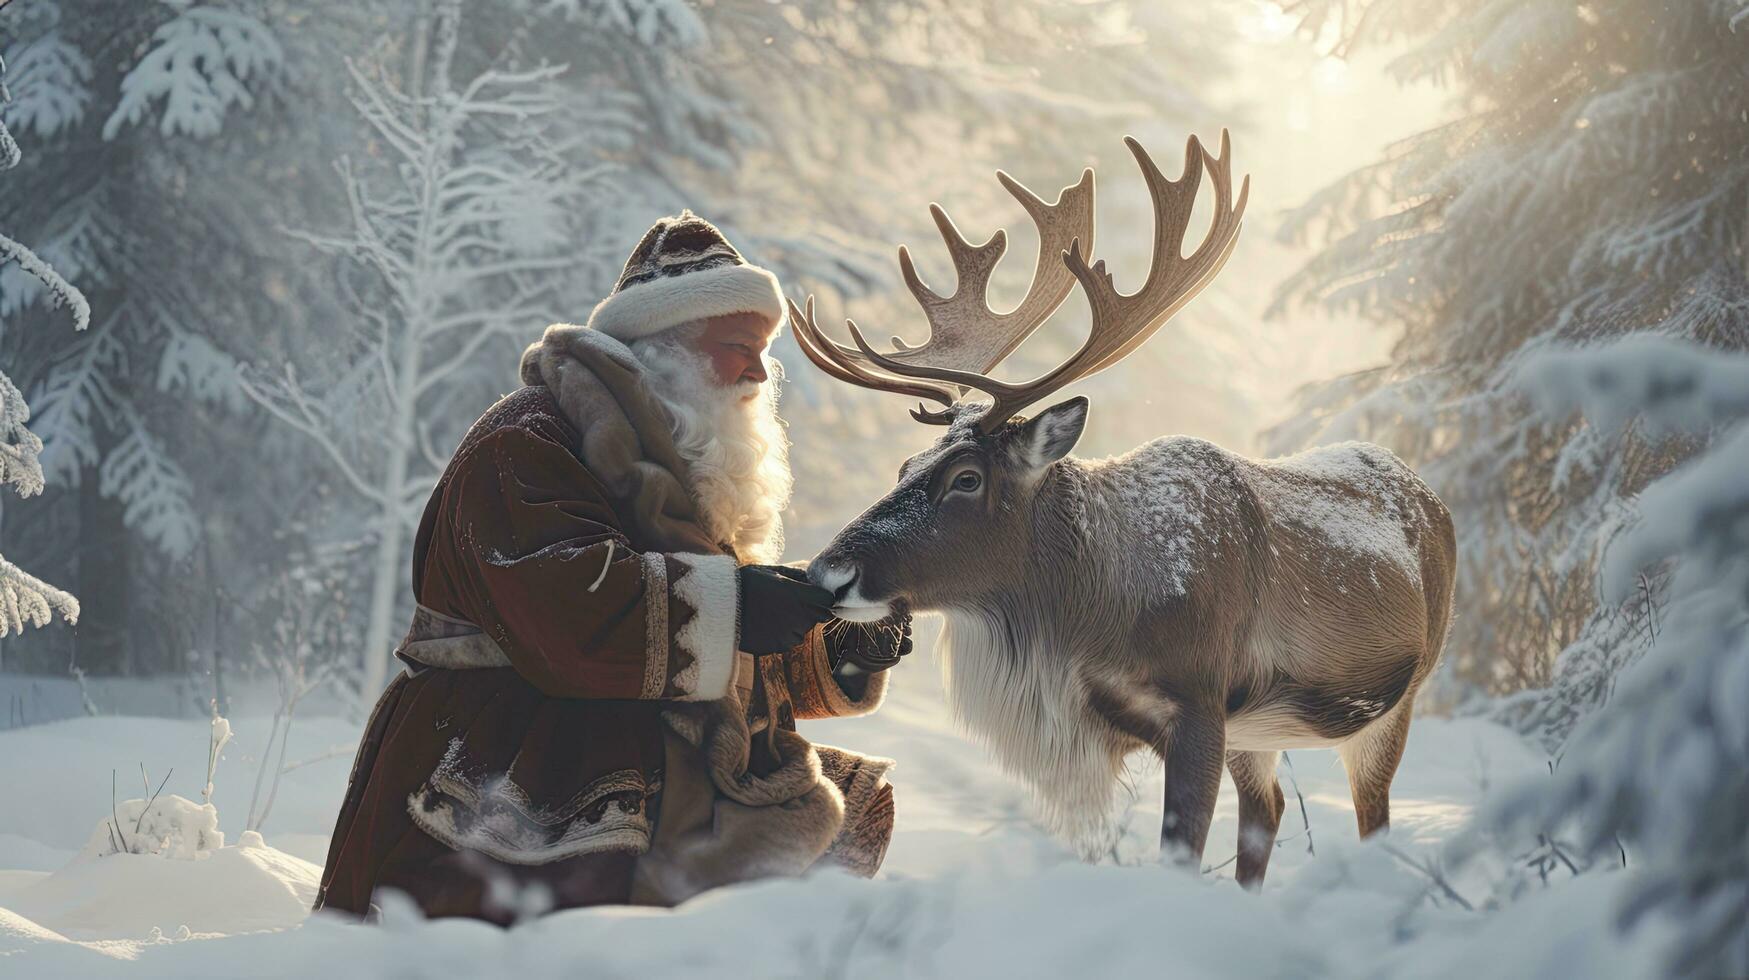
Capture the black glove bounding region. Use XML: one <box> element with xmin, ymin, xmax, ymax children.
<box><xmin>737</xmin><ymin>564</ymin><xmax>835</xmax><ymax>654</ymax></box>
<box><xmin>831</xmin><ymin>613</ymin><xmax>913</xmax><ymax>672</ymax></box>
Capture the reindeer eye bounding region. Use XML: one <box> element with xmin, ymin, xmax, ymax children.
<box><xmin>951</xmin><ymin>471</ymin><xmax>982</xmax><ymax>493</ymax></box>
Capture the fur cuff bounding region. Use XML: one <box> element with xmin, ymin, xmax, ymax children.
<box><xmin>816</xmin><ymin>652</ymin><xmax>889</xmax><ymax>718</ymax></box>
<box><xmin>784</xmin><ymin>628</ymin><xmax>890</xmax><ymax>720</ymax></box>
<box><xmin>669</xmin><ymin>553</ymin><xmax>739</xmax><ymax>701</ymax></box>
<box><xmin>587</xmin><ymin>263</ymin><xmax>784</xmax><ymax>342</ymax></box>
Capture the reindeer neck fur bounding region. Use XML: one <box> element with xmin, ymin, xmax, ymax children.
<box><xmin>935</xmin><ymin>459</ymin><xmax>1138</xmax><ymax>847</ymax></box>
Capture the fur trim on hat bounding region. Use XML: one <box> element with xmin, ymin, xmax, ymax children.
<box><xmin>586</xmin><ymin>262</ymin><xmax>784</xmax><ymax>342</ymax></box>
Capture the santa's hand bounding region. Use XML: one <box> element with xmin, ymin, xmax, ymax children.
<box><xmin>737</xmin><ymin>565</ymin><xmax>834</xmax><ymax>654</ymax></box>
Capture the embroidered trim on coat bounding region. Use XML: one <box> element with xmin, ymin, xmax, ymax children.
<box><xmin>407</xmin><ymin>739</ymin><xmax>657</xmax><ymax>866</ymax></box>
<box><xmin>662</xmin><ymin>556</ymin><xmax>700</xmax><ymax>697</ymax></box>
<box><xmin>640</xmin><ymin>551</ymin><xmax>670</xmax><ymax>699</ymax></box>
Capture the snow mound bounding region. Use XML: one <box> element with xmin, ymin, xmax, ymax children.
<box><xmin>6</xmin><ymin>833</ymin><xmax>319</xmax><ymax>941</ymax></box>
<box><xmin>0</xmin><ymin>903</ymin><xmax>75</xmax><ymax>948</ymax></box>
<box><xmin>79</xmin><ymin>794</ymin><xmax>224</xmax><ymax>861</ymax></box>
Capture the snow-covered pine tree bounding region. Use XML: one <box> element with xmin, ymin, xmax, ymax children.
<box><xmin>1268</xmin><ymin>0</ymin><xmax>1749</xmax><ymax>715</ymax></box>
<box><xmin>7</xmin><ymin>0</ymin><xmax>283</xmax><ymax>558</ymax></box>
<box><xmin>239</xmin><ymin>0</ymin><xmax>611</xmax><ymax>703</ymax></box>
<box><xmin>1457</xmin><ymin>336</ymin><xmax>1749</xmax><ymax>978</ymax></box>
<box><xmin>0</xmin><ymin>0</ymin><xmax>295</xmax><ymax>674</ymax></box>
<box><xmin>0</xmin><ymin>50</ymin><xmax>86</xmax><ymax>645</ymax></box>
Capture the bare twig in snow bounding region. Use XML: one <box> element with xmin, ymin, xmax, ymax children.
<box><xmin>1544</xmin><ymin>834</ymin><xmax>1581</xmax><ymax>876</ymax></box>
<box><xmin>1638</xmin><ymin>572</ymin><xmax>1658</xmax><ymax>645</ymax></box>
<box><xmin>1202</xmin><ymin>830</ymin><xmax>1310</xmax><ymax>875</ymax></box>
<box><xmin>1202</xmin><ymin>852</ymin><xmax>1238</xmax><ymax>875</ymax></box>
<box><xmin>1281</xmin><ymin>752</ymin><xmax>1316</xmax><ymax>857</ymax></box>
<box><xmin>1381</xmin><ymin>841</ymin><xmax>1474</xmax><ymax>912</ymax></box>
<box><xmin>70</xmin><ymin>665</ymin><xmax>98</xmax><ymax>716</ymax></box>
<box><xmin>133</xmin><ymin>766</ymin><xmax>174</xmax><ymax>836</ymax></box>
<box><xmin>110</xmin><ymin>769</ymin><xmax>130</xmax><ymax>854</ymax></box>
<box><xmin>245</xmin><ymin>705</ymin><xmax>284</xmax><ymax>830</ymax></box>
<box><xmin>204</xmin><ymin>700</ymin><xmax>232</xmax><ymax>805</ymax></box>
<box><xmin>281</xmin><ymin>745</ymin><xmax>354</xmax><ymax>774</ymax></box>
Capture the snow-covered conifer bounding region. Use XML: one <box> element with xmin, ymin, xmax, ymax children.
<box><xmin>0</xmin><ymin>1</ymin><xmax>288</xmax><ymax>671</ymax></box>
<box><xmin>1459</xmin><ymin>337</ymin><xmax>1749</xmax><ymax>978</ymax></box>
<box><xmin>1269</xmin><ymin>0</ymin><xmax>1748</xmax><ymax>711</ymax></box>
<box><xmin>0</xmin><ymin>51</ymin><xmax>84</xmax><ymax>640</ymax></box>
<box><xmin>101</xmin><ymin>5</ymin><xmax>284</xmax><ymax>140</ymax></box>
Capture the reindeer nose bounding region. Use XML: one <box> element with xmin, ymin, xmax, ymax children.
<box><xmin>809</xmin><ymin>558</ymin><xmax>858</xmax><ymax>603</ymax></box>
<box><xmin>831</xmin><ymin>570</ymin><xmax>860</xmax><ymax>603</ymax></box>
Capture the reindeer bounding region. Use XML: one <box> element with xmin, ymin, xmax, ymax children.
<box><xmin>790</xmin><ymin>133</ymin><xmax>1455</xmax><ymax>888</ymax></box>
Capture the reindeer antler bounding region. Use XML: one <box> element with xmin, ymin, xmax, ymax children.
<box><xmin>789</xmin><ymin>162</ymin><xmax>1096</xmax><ymax>423</ymax></box>
<box><xmin>794</xmin><ymin>132</ymin><xmax>1247</xmax><ymax>434</ymax></box>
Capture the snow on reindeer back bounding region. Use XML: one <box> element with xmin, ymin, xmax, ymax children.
<box><xmin>1257</xmin><ymin>441</ymin><xmax>1427</xmax><ymax>585</ymax></box>
<box><xmin>1082</xmin><ymin>437</ymin><xmax>1427</xmax><ymax>598</ymax></box>
<box><xmin>1083</xmin><ymin>436</ymin><xmax>1244</xmax><ymax>598</ymax></box>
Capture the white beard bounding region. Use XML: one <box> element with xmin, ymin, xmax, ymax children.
<box><xmin>628</xmin><ymin>332</ymin><xmax>793</xmax><ymax>564</ymax></box>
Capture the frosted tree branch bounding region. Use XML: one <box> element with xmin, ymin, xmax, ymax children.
<box><xmin>415</xmin><ymin>418</ymin><xmax>448</xmax><ymax>473</ymax></box>
<box><xmin>235</xmin><ymin>365</ymin><xmax>390</xmax><ymax>506</ymax></box>
<box><xmin>0</xmin><ymin>232</ymin><xmax>92</xmax><ymax>331</ymax></box>
<box><xmin>413</xmin><ymin>318</ymin><xmax>527</xmax><ymax>397</ymax></box>
<box><xmin>0</xmin><ymin>555</ymin><xmax>80</xmax><ymax>636</ymax></box>
<box><xmin>245</xmin><ymin>6</ymin><xmax>593</xmax><ymax>703</ymax></box>
<box><xmin>0</xmin><ymin>54</ymin><xmax>88</xmax><ymax>638</ymax></box>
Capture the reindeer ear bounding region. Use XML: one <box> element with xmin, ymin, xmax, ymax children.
<box><xmin>1016</xmin><ymin>396</ymin><xmax>1089</xmax><ymax>469</ymax></box>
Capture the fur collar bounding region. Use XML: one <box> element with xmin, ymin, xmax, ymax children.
<box><xmin>518</xmin><ymin>323</ymin><xmax>723</xmax><ymax>557</ymax></box>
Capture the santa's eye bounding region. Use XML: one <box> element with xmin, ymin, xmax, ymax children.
<box><xmin>951</xmin><ymin>471</ymin><xmax>982</xmax><ymax>493</ymax></box>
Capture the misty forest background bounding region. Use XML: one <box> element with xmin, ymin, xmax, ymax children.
<box><xmin>0</xmin><ymin>0</ymin><xmax>1745</xmax><ymax>972</ymax></box>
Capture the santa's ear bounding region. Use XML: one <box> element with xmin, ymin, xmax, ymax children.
<box><xmin>1013</xmin><ymin>397</ymin><xmax>1088</xmax><ymax>470</ymax></box>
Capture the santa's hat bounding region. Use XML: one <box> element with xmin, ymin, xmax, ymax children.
<box><xmin>587</xmin><ymin>210</ymin><xmax>784</xmax><ymax>342</ymax></box>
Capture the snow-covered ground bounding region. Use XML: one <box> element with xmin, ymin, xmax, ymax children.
<box><xmin>0</xmin><ymin>621</ymin><xmax>1672</xmax><ymax>978</ymax></box>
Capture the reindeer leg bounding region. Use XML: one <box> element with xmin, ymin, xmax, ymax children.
<box><xmin>1339</xmin><ymin>698</ymin><xmax>1413</xmax><ymax>838</ymax></box>
<box><xmin>1226</xmin><ymin>749</ymin><xmax>1284</xmax><ymax>889</ymax></box>
<box><xmin>1158</xmin><ymin>706</ymin><xmax>1226</xmax><ymax>868</ymax></box>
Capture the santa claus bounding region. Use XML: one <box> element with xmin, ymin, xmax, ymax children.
<box><xmin>315</xmin><ymin>212</ymin><xmax>909</xmax><ymax>922</ymax></box>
